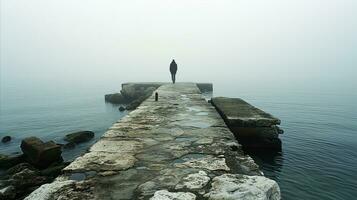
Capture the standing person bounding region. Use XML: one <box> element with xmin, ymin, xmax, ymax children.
<box><xmin>170</xmin><ymin>59</ymin><xmax>178</xmax><ymax>84</ymax></box>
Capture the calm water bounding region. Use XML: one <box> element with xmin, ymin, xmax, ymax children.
<box><xmin>1</xmin><ymin>84</ymin><xmax>356</xmax><ymax>200</ymax></box>
<box><xmin>216</xmin><ymin>86</ymin><xmax>357</xmax><ymax>200</ymax></box>
<box><xmin>0</xmin><ymin>84</ymin><xmax>126</xmax><ymax>161</ymax></box>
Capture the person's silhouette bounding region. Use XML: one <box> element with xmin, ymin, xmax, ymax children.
<box><xmin>170</xmin><ymin>59</ymin><xmax>178</xmax><ymax>84</ymax></box>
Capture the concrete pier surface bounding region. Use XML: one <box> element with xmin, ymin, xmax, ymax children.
<box><xmin>121</xmin><ymin>82</ymin><xmax>213</xmax><ymax>93</ymax></box>
<box><xmin>26</xmin><ymin>83</ymin><xmax>280</xmax><ymax>200</ymax></box>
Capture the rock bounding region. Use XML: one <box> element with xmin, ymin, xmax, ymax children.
<box><xmin>175</xmin><ymin>171</ymin><xmax>210</xmax><ymax>190</ymax></box>
<box><xmin>10</xmin><ymin>168</ymin><xmax>48</xmax><ymax>190</ymax></box>
<box><xmin>63</xmin><ymin>142</ymin><xmax>76</xmax><ymax>149</ymax></box>
<box><xmin>204</xmin><ymin>174</ymin><xmax>280</xmax><ymax>200</ymax></box>
<box><xmin>64</xmin><ymin>131</ymin><xmax>94</xmax><ymax>144</ymax></box>
<box><xmin>0</xmin><ymin>185</ymin><xmax>16</xmax><ymax>199</ymax></box>
<box><xmin>1</xmin><ymin>136</ymin><xmax>11</xmax><ymax>143</ymax></box>
<box><xmin>7</xmin><ymin>163</ymin><xmax>35</xmax><ymax>175</ymax></box>
<box><xmin>24</xmin><ymin>180</ymin><xmax>75</xmax><ymax>200</ymax></box>
<box><xmin>150</xmin><ymin>190</ymin><xmax>196</xmax><ymax>200</ymax></box>
<box><xmin>0</xmin><ymin>154</ymin><xmax>25</xmax><ymax>169</ymax></box>
<box><xmin>119</xmin><ymin>106</ymin><xmax>125</xmax><ymax>112</ymax></box>
<box><xmin>64</xmin><ymin>151</ymin><xmax>137</xmax><ymax>172</ymax></box>
<box><xmin>4</xmin><ymin>162</ymin><xmax>69</xmax><ymax>199</ymax></box>
<box><xmin>21</xmin><ymin>137</ymin><xmax>63</xmax><ymax>169</ymax></box>
<box><xmin>107</xmin><ymin>84</ymin><xmax>157</xmax><ymax>110</ymax></box>
<box><xmin>174</xmin><ymin>155</ymin><xmax>230</xmax><ymax>171</ymax></box>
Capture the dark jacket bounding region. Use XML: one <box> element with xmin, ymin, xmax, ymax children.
<box><xmin>170</xmin><ymin>60</ymin><xmax>177</xmax><ymax>74</ymax></box>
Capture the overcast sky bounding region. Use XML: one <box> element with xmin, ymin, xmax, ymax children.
<box><xmin>1</xmin><ymin>0</ymin><xmax>356</xmax><ymax>93</ymax></box>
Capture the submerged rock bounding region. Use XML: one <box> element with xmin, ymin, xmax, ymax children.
<box><xmin>64</xmin><ymin>131</ymin><xmax>94</xmax><ymax>144</ymax></box>
<box><xmin>204</xmin><ymin>174</ymin><xmax>280</xmax><ymax>200</ymax></box>
<box><xmin>21</xmin><ymin>137</ymin><xmax>63</xmax><ymax>169</ymax></box>
<box><xmin>119</xmin><ymin>106</ymin><xmax>126</xmax><ymax>112</ymax></box>
<box><xmin>1</xmin><ymin>136</ymin><xmax>11</xmax><ymax>143</ymax></box>
<box><xmin>63</xmin><ymin>142</ymin><xmax>76</xmax><ymax>149</ymax></box>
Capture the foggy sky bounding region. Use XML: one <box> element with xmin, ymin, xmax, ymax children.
<box><xmin>1</xmin><ymin>0</ymin><xmax>357</xmax><ymax>92</ymax></box>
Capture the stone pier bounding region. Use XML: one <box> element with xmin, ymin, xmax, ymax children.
<box><xmin>26</xmin><ymin>83</ymin><xmax>280</xmax><ymax>200</ymax></box>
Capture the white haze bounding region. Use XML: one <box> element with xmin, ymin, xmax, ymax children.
<box><xmin>1</xmin><ymin>0</ymin><xmax>357</xmax><ymax>94</ymax></box>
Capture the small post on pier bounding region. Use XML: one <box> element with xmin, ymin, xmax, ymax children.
<box><xmin>155</xmin><ymin>92</ymin><xmax>158</xmax><ymax>101</ymax></box>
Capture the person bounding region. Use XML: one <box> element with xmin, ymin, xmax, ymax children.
<box><xmin>170</xmin><ymin>59</ymin><xmax>177</xmax><ymax>84</ymax></box>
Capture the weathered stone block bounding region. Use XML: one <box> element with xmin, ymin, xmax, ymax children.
<box><xmin>211</xmin><ymin>97</ymin><xmax>281</xmax><ymax>127</ymax></box>
<box><xmin>20</xmin><ymin>137</ymin><xmax>62</xmax><ymax>168</ymax></box>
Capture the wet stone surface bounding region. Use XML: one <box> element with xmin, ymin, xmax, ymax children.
<box><xmin>25</xmin><ymin>83</ymin><xmax>280</xmax><ymax>200</ymax></box>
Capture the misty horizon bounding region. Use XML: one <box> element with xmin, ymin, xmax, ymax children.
<box><xmin>1</xmin><ymin>0</ymin><xmax>357</xmax><ymax>93</ymax></box>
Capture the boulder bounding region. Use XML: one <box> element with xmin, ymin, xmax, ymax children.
<box><xmin>20</xmin><ymin>137</ymin><xmax>63</xmax><ymax>169</ymax></box>
<box><xmin>6</xmin><ymin>163</ymin><xmax>35</xmax><ymax>175</ymax></box>
<box><xmin>64</xmin><ymin>131</ymin><xmax>94</xmax><ymax>144</ymax></box>
<box><xmin>0</xmin><ymin>154</ymin><xmax>25</xmax><ymax>169</ymax></box>
<box><xmin>10</xmin><ymin>168</ymin><xmax>48</xmax><ymax>190</ymax></box>
<box><xmin>119</xmin><ymin>106</ymin><xmax>126</xmax><ymax>112</ymax></box>
<box><xmin>1</xmin><ymin>136</ymin><xmax>11</xmax><ymax>143</ymax></box>
<box><xmin>3</xmin><ymin>162</ymin><xmax>69</xmax><ymax>199</ymax></box>
<box><xmin>204</xmin><ymin>174</ymin><xmax>280</xmax><ymax>200</ymax></box>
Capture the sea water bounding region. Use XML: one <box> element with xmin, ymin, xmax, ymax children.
<box><xmin>215</xmin><ymin>85</ymin><xmax>357</xmax><ymax>200</ymax></box>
